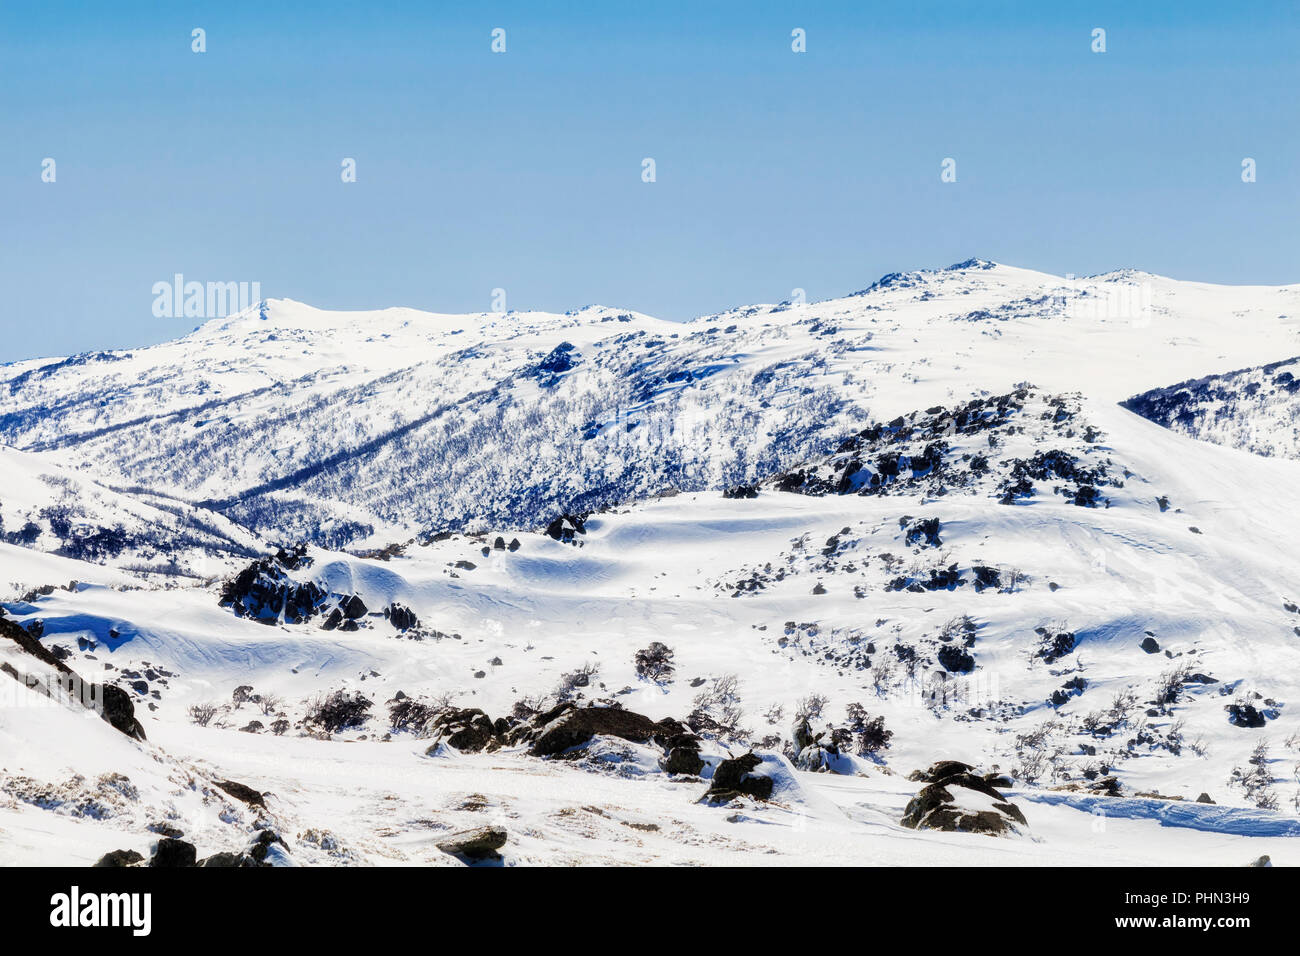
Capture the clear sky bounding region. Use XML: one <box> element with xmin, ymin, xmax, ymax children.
<box><xmin>2</xmin><ymin>1</ymin><xmax>1297</xmax><ymax>361</ymax></box>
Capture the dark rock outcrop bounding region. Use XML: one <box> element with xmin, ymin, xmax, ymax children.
<box><xmin>214</xmin><ymin>778</ymin><xmax>266</xmax><ymax>809</ymax></box>
<box><xmin>0</xmin><ymin>618</ymin><xmax>146</xmax><ymax>741</ymax></box>
<box><xmin>1226</xmin><ymin>703</ymin><xmax>1267</xmax><ymax>728</ymax></box>
<box><xmin>662</xmin><ymin>745</ymin><xmax>705</xmax><ymax>776</ymax></box>
<box><xmin>544</xmin><ymin>513</ymin><xmax>589</xmax><ymax>544</ymax></box>
<box><xmin>219</xmin><ymin>555</ymin><xmax>326</xmax><ymax>625</ymax></box>
<box><xmin>150</xmin><ymin>837</ymin><xmax>198</xmax><ymax>868</ymax></box>
<box><xmin>522</xmin><ymin>704</ymin><xmax>694</xmax><ymax>758</ymax></box>
<box><xmin>386</xmin><ymin>603</ymin><xmax>419</xmax><ymax>631</ymax></box>
<box><xmin>424</xmin><ymin>708</ymin><xmax>503</xmax><ymax>754</ymax></box>
<box><xmin>704</xmin><ymin>752</ymin><xmax>774</xmax><ymax>802</ymax></box>
<box><xmin>93</xmin><ymin>848</ymin><xmax>144</xmax><ymax>868</ymax></box>
<box><xmin>901</xmin><ymin>761</ymin><xmax>1027</xmax><ymax>837</ymax></box>
<box><xmin>247</xmin><ymin>829</ymin><xmax>290</xmax><ymax>864</ymax></box>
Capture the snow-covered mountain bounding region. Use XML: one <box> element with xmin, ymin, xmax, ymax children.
<box><xmin>4</xmin><ymin>260</ymin><xmax>1300</xmax><ymax>867</ymax></box>
<box><xmin>3</xmin><ymin>260</ymin><xmax>1296</xmax><ymax>547</ymax></box>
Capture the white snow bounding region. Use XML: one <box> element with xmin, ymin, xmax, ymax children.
<box><xmin>2</xmin><ymin>260</ymin><xmax>1299</xmax><ymax>866</ymax></box>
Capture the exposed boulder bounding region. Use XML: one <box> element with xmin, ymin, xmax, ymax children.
<box><xmin>99</xmin><ymin>683</ymin><xmax>147</xmax><ymax>740</ymax></box>
<box><xmin>544</xmin><ymin>513</ymin><xmax>588</xmax><ymax>544</ymax></box>
<box><xmin>197</xmin><ymin>851</ymin><xmax>258</xmax><ymax>868</ymax></box>
<box><xmin>520</xmin><ymin>704</ymin><xmax>694</xmax><ymax>758</ymax></box>
<box><xmin>246</xmin><ymin>829</ymin><xmax>291</xmax><ymax>865</ymax></box>
<box><xmin>214</xmin><ymin>778</ymin><xmax>266</xmax><ymax>809</ymax></box>
<box><xmin>901</xmin><ymin>761</ymin><xmax>1027</xmax><ymax>837</ymax></box>
<box><xmin>339</xmin><ymin>594</ymin><xmax>367</xmax><ymax>619</ymax></box>
<box><xmin>437</xmin><ymin>825</ymin><xmax>507</xmax><ymax>860</ymax></box>
<box><xmin>1226</xmin><ymin>703</ymin><xmax>1267</xmax><ymax>728</ymax></box>
<box><xmin>900</xmin><ymin>515</ymin><xmax>942</xmax><ymax>548</ymax></box>
<box><xmin>424</xmin><ymin>708</ymin><xmax>504</xmax><ymax>754</ymax></box>
<box><xmin>908</xmin><ymin>760</ymin><xmax>973</xmax><ymax>782</ymax></box>
<box><xmin>150</xmin><ymin>837</ymin><xmax>198</xmax><ymax>867</ymax></box>
<box><xmin>662</xmin><ymin>745</ymin><xmax>705</xmax><ymax>776</ymax></box>
<box><xmin>704</xmin><ymin>752</ymin><xmax>774</xmax><ymax>802</ymax></box>
<box><xmin>386</xmin><ymin>603</ymin><xmax>419</xmax><ymax>631</ymax></box>
<box><xmin>93</xmin><ymin>848</ymin><xmax>144</xmax><ymax>868</ymax></box>
<box><xmin>790</xmin><ymin>716</ymin><xmax>844</xmax><ymax>772</ymax></box>
<box><xmin>528</xmin><ymin>341</ymin><xmax>579</xmax><ymax>386</ymax></box>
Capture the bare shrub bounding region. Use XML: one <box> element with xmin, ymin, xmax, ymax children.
<box><xmin>794</xmin><ymin>692</ymin><xmax>829</xmax><ymax>723</ymax></box>
<box><xmin>1013</xmin><ymin>719</ymin><xmax>1064</xmax><ymax>784</ymax></box>
<box><xmin>1154</xmin><ymin>665</ymin><xmax>1192</xmax><ymax>707</ymax></box>
<box><xmin>188</xmin><ymin>702</ymin><xmax>219</xmax><ymax>727</ymax></box>
<box><xmin>1230</xmin><ymin>741</ymin><xmax>1275</xmax><ymax>809</ymax></box>
<box><xmin>305</xmin><ymin>690</ymin><xmax>373</xmax><ymax>733</ymax></box>
<box><xmin>1001</xmin><ymin>567</ymin><xmax>1027</xmax><ymax>593</ymax></box>
<box><xmin>554</xmin><ymin>661</ymin><xmax>599</xmax><ymax>700</ymax></box>
<box><xmin>389</xmin><ymin>697</ymin><xmax>439</xmax><ymax>735</ymax></box>
<box><xmin>633</xmin><ymin>642</ymin><xmax>675</xmax><ymax>684</ymax></box>
<box><xmin>691</xmin><ymin>674</ymin><xmax>745</xmax><ymax>739</ymax></box>
<box><xmin>871</xmin><ymin>657</ymin><xmax>895</xmax><ymax>696</ymax></box>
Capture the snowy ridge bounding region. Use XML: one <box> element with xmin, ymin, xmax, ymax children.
<box><xmin>2</xmin><ymin>261</ymin><xmax>1297</xmax><ymax>547</ymax></box>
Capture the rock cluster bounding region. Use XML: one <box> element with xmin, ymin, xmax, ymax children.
<box><xmin>901</xmin><ymin>760</ymin><xmax>1027</xmax><ymax>837</ymax></box>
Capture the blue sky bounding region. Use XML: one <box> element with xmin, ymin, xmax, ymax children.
<box><xmin>2</xmin><ymin>1</ymin><xmax>1297</xmax><ymax>361</ymax></box>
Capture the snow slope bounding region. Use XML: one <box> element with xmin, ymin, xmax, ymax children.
<box><xmin>2</xmin><ymin>260</ymin><xmax>1300</xmax><ymax>866</ymax></box>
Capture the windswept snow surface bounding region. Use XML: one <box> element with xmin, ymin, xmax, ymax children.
<box><xmin>3</xmin><ymin>261</ymin><xmax>1300</xmax><ymax>866</ymax></box>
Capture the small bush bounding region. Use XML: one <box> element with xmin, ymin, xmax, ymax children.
<box><xmin>188</xmin><ymin>702</ymin><xmax>219</xmax><ymax>727</ymax></box>
<box><xmin>554</xmin><ymin>661</ymin><xmax>599</xmax><ymax>700</ymax></box>
<box><xmin>844</xmin><ymin>702</ymin><xmax>892</xmax><ymax>755</ymax></box>
<box><xmin>1154</xmin><ymin>665</ymin><xmax>1192</xmax><ymax>707</ymax></box>
<box><xmin>794</xmin><ymin>693</ymin><xmax>829</xmax><ymax>723</ymax></box>
<box><xmin>305</xmin><ymin>690</ymin><xmax>373</xmax><ymax>733</ymax></box>
<box><xmin>389</xmin><ymin>698</ymin><xmax>438</xmax><ymax>735</ymax></box>
<box><xmin>634</xmin><ymin>642</ymin><xmax>675</xmax><ymax>684</ymax></box>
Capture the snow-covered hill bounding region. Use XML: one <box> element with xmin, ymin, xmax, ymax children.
<box><xmin>1124</xmin><ymin>355</ymin><xmax>1300</xmax><ymax>459</ymax></box>
<box><xmin>3</xmin><ymin>260</ymin><xmax>1300</xmax><ymax>867</ymax></box>
<box><xmin>3</xmin><ymin>260</ymin><xmax>1296</xmax><ymax>547</ymax></box>
<box><xmin>0</xmin><ymin>445</ymin><xmax>262</xmax><ymax>591</ymax></box>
